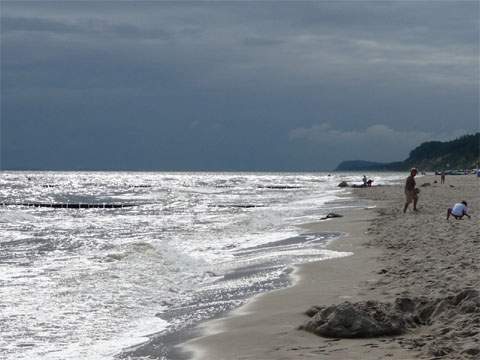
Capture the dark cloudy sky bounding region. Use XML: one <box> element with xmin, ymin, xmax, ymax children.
<box><xmin>1</xmin><ymin>1</ymin><xmax>478</xmax><ymax>171</ymax></box>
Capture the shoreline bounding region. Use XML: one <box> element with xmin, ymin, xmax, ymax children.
<box><xmin>183</xmin><ymin>175</ymin><xmax>479</xmax><ymax>359</ymax></box>
<box><xmin>183</xmin><ymin>196</ymin><xmax>415</xmax><ymax>359</ymax></box>
<box><xmin>120</xmin><ymin>194</ymin><xmax>360</xmax><ymax>360</ymax></box>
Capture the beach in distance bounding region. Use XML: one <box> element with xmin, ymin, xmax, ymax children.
<box><xmin>185</xmin><ymin>174</ymin><xmax>480</xmax><ymax>360</ymax></box>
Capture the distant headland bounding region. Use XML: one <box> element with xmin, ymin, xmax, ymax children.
<box><xmin>335</xmin><ymin>133</ymin><xmax>479</xmax><ymax>172</ymax></box>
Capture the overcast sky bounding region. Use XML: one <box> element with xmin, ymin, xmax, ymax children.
<box><xmin>1</xmin><ymin>1</ymin><xmax>478</xmax><ymax>171</ymax></box>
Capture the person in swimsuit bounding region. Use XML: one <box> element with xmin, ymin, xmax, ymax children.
<box><xmin>403</xmin><ymin>168</ymin><xmax>418</xmax><ymax>213</ymax></box>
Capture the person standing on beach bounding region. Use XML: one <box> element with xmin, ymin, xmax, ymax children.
<box><xmin>403</xmin><ymin>168</ymin><xmax>418</xmax><ymax>213</ymax></box>
<box><xmin>441</xmin><ymin>171</ymin><xmax>446</xmax><ymax>184</ymax></box>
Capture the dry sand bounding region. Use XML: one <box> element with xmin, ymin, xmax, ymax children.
<box><xmin>184</xmin><ymin>175</ymin><xmax>479</xmax><ymax>360</ymax></box>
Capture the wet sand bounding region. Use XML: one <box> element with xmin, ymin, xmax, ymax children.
<box><xmin>184</xmin><ymin>175</ymin><xmax>479</xmax><ymax>359</ymax></box>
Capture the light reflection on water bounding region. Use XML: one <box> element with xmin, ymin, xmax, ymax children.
<box><xmin>0</xmin><ymin>171</ymin><xmax>403</xmax><ymax>359</ymax></box>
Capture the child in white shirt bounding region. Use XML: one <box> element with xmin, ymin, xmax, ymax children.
<box><xmin>447</xmin><ymin>201</ymin><xmax>471</xmax><ymax>220</ymax></box>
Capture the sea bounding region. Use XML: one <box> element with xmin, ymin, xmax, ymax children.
<box><xmin>0</xmin><ymin>171</ymin><xmax>404</xmax><ymax>360</ymax></box>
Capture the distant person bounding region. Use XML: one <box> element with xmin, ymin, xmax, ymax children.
<box><xmin>362</xmin><ymin>175</ymin><xmax>367</xmax><ymax>187</ymax></box>
<box><xmin>440</xmin><ymin>171</ymin><xmax>445</xmax><ymax>184</ymax></box>
<box><xmin>447</xmin><ymin>201</ymin><xmax>471</xmax><ymax>220</ymax></box>
<box><xmin>403</xmin><ymin>168</ymin><xmax>419</xmax><ymax>213</ymax></box>
<box><xmin>367</xmin><ymin>179</ymin><xmax>373</xmax><ymax>187</ymax></box>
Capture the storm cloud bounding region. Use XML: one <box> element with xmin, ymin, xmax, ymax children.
<box><xmin>1</xmin><ymin>1</ymin><xmax>478</xmax><ymax>170</ymax></box>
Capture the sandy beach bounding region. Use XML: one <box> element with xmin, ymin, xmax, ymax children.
<box><xmin>184</xmin><ymin>174</ymin><xmax>479</xmax><ymax>359</ymax></box>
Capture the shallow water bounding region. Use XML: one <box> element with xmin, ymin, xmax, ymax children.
<box><xmin>0</xmin><ymin>171</ymin><xmax>403</xmax><ymax>359</ymax></box>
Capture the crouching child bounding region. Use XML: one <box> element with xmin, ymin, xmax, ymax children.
<box><xmin>447</xmin><ymin>201</ymin><xmax>471</xmax><ymax>220</ymax></box>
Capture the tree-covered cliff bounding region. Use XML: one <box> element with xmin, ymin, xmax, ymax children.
<box><xmin>336</xmin><ymin>133</ymin><xmax>479</xmax><ymax>171</ymax></box>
